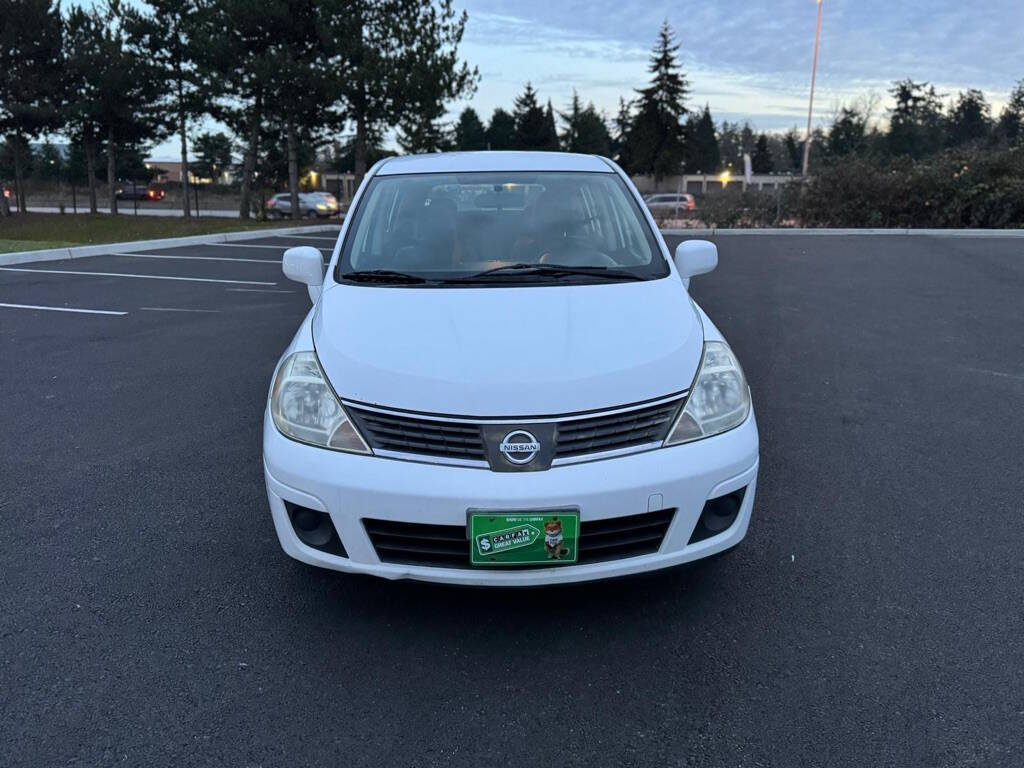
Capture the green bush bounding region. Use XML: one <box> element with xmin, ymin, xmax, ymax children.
<box><xmin>698</xmin><ymin>186</ymin><xmax>801</xmax><ymax>228</ymax></box>
<box><xmin>690</xmin><ymin>148</ymin><xmax>1024</xmax><ymax>229</ymax></box>
<box><xmin>797</xmin><ymin>148</ymin><xmax>1024</xmax><ymax>228</ymax></box>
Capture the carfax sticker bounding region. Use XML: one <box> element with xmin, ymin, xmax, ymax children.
<box><xmin>469</xmin><ymin>511</ymin><xmax>579</xmax><ymax>566</ymax></box>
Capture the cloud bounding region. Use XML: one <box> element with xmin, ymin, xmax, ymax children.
<box><xmin>454</xmin><ymin>1</ymin><xmax>1023</xmax><ymax>129</ymax></box>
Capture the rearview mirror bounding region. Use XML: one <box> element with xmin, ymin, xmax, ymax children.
<box><xmin>673</xmin><ymin>240</ymin><xmax>718</xmax><ymax>287</ymax></box>
<box><xmin>283</xmin><ymin>246</ymin><xmax>325</xmax><ymax>302</ymax></box>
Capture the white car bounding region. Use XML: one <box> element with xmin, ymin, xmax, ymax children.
<box><xmin>264</xmin><ymin>151</ymin><xmax>758</xmax><ymax>586</ymax></box>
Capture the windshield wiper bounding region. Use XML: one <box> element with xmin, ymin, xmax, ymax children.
<box><xmin>451</xmin><ymin>263</ymin><xmax>645</xmax><ymax>283</ymax></box>
<box><xmin>341</xmin><ymin>269</ymin><xmax>430</xmax><ymax>285</ymax></box>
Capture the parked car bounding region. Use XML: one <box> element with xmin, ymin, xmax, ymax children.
<box><xmin>264</xmin><ymin>151</ymin><xmax>758</xmax><ymax>586</ymax></box>
<box><xmin>644</xmin><ymin>192</ymin><xmax>696</xmax><ymax>213</ymax></box>
<box><xmin>115</xmin><ymin>182</ymin><xmax>165</xmax><ymax>201</ymax></box>
<box><xmin>266</xmin><ymin>192</ymin><xmax>340</xmax><ymax>218</ymax></box>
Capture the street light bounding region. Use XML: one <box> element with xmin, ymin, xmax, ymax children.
<box><xmin>802</xmin><ymin>0</ymin><xmax>824</xmax><ymax>177</ymax></box>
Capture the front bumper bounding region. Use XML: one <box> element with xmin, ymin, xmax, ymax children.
<box><xmin>262</xmin><ymin>409</ymin><xmax>759</xmax><ymax>586</ymax></box>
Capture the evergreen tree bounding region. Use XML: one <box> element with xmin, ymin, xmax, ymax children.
<box><xmin>997</xmin><ymin>80</ymin><xmax>1024</xmax><ymax>147</ymax></box>
<box><xmin>558</xmin><ymin>90</ymin><xmax>584</xmax><ymax>151</ymax></box>
<box><xmin>740</xmin><ymin>123</ymin><xmax>756</xmax><ymax>156</ymax></box>
<box><xmin>454</xmin><ymin>107</ymin><xmax>487</xmax><ymax>151</ymax></box>
<box><xmin>751</xmin><ymin>133</ymin><xmax>773</xmax><ymax>173</ymax></box>
<box><xmin>34</xmin><ymin>140</ymin><xmax>64</xmax><ymax>182</ymax></box>
<box><xmin>122</xmin><ymin>0</ymin><xmax>210</xmax><ymax>217</ymax></box>
<box><xmin>557</xmin><ymin>93</ymin><xmax>610</xmax><ymax>155</ymax></box>
<box><xmin>393</xmin><ymin>1</ymin><xmax>477</xmax><ymax>156</ymax></box>
<box><xmin>325</xmin><ymin>0</ymin><xmax>476</xmax><ymax>179</ymax></box>
<box><xmin>782</xmin><ymin>127</ymin><xmax>802</xmax><ymax>172</ymax></box>
<box><xmin>827</xmin><ymin>106</ymin><xmax>868</xmax><ymax>156</ymax></box>
<box><xmin>946</xmin><ymin>89</ymin><xmax>992</xmax><ymax>147</ymax></box>
<box><xmin>684</xmin><ymin>104</ymin><xmax>720</xmax><ymax>173</ymax></box>
<box><xmin>611</xmin><ymin>98</ymin><xmax>633</xmax><ymax>170</ymax></box>
<box><xmin>0</xmin><ymin>0</ymin><xmax>64</xmax><ymax>215</ymax></box>
<box><xmin>265</xmin><ymin>1</ymin><xmax>339</xmax><ymax>217</ymax></box>
<box><xmin>325</xmin><ymin>130</ymin><xmax>394</xmax><ymax>173</ymax></box>
<box><xmin>887</xmin><ymin>79</ymin><xmax>945</xmax><ymax>158</ymax></box>
<box><xmin>575</xmin><ymin>105</ymin><xmax>612</xmax><ymax>155</ymax></box>
<box><xmin>513</xmin><ymin>83</ymin><xmax>557</xmax><ymax>150</ymax></box>
<box><xmin>255</xmin><ymin>121</ymin><xmax>317</xmax><ymax>193</ymax></box>
<box><xmin>718</xmin><ymin>121</ymin><xmax>754</xmax><ymax>170</ymax></box>
<box><xmin>63</xmin><ymin>6</ymin><xmax>107</xmax><ymax>212</ymax></box>
<box><xmin>397</xmin><ymin>113</ymin><xmax>452</xmax><ymax>154</ymax></box>
<box><xmin>64</xmin><ymin>2</ymin><xmax>164</xmax><ymax>215</ymax></box>
<box><xmin>192</xmin><ymin>131</ymin><xmax>233</xmax><ymax>182</ymax></box>
<box><xmin>65</xmin><ymin>143</ymin><xmax>89</xmax><ymax>187</ymax></box>
<box><xmin>191</xmin><ymin>0</ymin><xmax>280</xmax><ymax>217</ymax></box>
<box><xmin>485</xmin><ymin>108</ymin><xmax>515</xmax><ymax>150</ymax></box>
<box><xmin>543</xmin><ymin>100</ymin><xmax>560</xmax><ymax>150</ymax></box>
<box><xmin>199</xmin><ymin>0</ymin><xmax>347</xmax><ymax>217</ymax></box>
<box><xmin>626</xmin><ymin>21</ymin><xmax>689</xmax><ymax>179</ymax></box>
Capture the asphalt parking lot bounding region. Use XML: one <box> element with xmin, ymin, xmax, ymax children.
<box><xmin>2</xmin><ymin>231</ymin><xmax>1022</xmax><ymax>767</ymax></box>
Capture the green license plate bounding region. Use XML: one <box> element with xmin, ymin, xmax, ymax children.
<box><xmin>469</xmin><ymin>509</ymin><xmax>579</xmax><ymax>566</ymax></box>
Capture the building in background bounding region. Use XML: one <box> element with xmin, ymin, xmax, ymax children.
<box><xmin>145</xmin><ymin>158</ymin><xmax>237</xmax><ymax>185</ymax></box>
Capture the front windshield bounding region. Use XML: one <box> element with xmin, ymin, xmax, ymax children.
<box><xmin>336</xmin><ymin>171</ymin><xmax>668</xmax><ymax>285</ymax></box>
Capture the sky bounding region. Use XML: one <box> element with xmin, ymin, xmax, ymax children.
<box><xmin>149</xmin><ymin>0</ymin><xmax>1024</xmax><ymax>158</ymax></box>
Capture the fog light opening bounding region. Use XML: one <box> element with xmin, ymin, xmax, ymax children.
<box><xmin>689</xmin><ymin>486</ymin><xmax>746</xmax><ymax>544</ymax></box>
<box><xmin>286</xmin><ymin>503</ymin><xmax>347</xmax><ymax>556</ymax></box>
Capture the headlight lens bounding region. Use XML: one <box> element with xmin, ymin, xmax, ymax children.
<box><xmin>665</xmin><ymin>341</ymin><xmax>750</xmax><ymax>445</ymax></box>
<box><xmin>270</xmin><ymin>351</ymin><xmax>370</xmax><ymax>453</ymax></box>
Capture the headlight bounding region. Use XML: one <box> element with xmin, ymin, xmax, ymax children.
<box><xmin>665</xmin><ymin>341</ymin><xmax>750</xmax><ymax>445</ymax></box>
<box><xmin>270</xmin><ymin>351</ymin><xmax>370</xmax><ymax>453</ymax></box>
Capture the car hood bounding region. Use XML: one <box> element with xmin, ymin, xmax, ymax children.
<box><xmin>312</xmin><ymin>278</ymin><xmax>703</xmax><ymax>416</ymax></box>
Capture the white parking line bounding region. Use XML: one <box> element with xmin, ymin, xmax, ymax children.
<box><xmin>0</xmin><ymin>302</ymin><xmax>127</xmax><ymax>316</ymax></box>
<box><xmin>205</xmin><ymin>243</ymin><xmax>330</xmax><ymax>251</ymax></box>
<box><xmin>139</xmin><ymin>307</ymin><xmax>222</xmax><ymax>313</ymax></box>
<box><xmin>280</xmin><ymin>235</ymin><xmax>338</xmax><ymax>241</ymax></box>
<box><xmin>225</xmin><ymin>287</ymin><xmax>295</xmax><ymax>293</ymax></box>
<box><xmin>118</xmin><ymin>252</ymin><xmax>280</xmax><ymax>264</ymax></box>
<box><xmin>0</xmin><ymin>267</ymin><xmax>277</xmax><ymax>286</ymax></box>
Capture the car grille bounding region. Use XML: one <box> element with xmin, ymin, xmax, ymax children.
<box><xmin>363</xmin><ymin>509</ymin><xmax>675</xmax><ymax>569</ymax></box>
<box><xmin>347</xmin><ymin>397</ymin><xmax>683</xmax><ymax>467</ymax></box>
<box><xmin>348</xmin><ymin>409</ymin><xmax>487</xmax><ymax>461</ymax></box>
<box><xmin>553</xmin><ymin>401</ymin><xmax>681</xmax><ymax>459</ymax></box>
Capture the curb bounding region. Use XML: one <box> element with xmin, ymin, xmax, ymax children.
<box><xmin>0</xmin><ymin>223</ymin><xmax>340</xmax><ymax>266</ymax></box>
<box><xmin>659</xmin><ymin>227</ymin><xmax>1024</xmax><ymax>237</ymax></box>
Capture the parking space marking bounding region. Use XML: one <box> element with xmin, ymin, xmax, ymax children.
<box><xmin>225</xmin><ymin>287</ymin><xmax>296</xmax><ymax>293</ymax></box>
<box><xmin>139</xmin><ymin>307</ymin><xmax>222</xmax><ymax>313</ymax></box>
<box><xmin>120</xmin><ymin>252</ymin><xmax>281</xmax><ymax>264</ymax></box>
<box><xmin>0</xmin><ymin>302</ymin><xmax>127</xmax><ymax>316</ymax></box>
<box><xmin>0</xmin><ymin>267</ymin><xmax>277</xmax><ymax>286</ymax></box>
<box><xmin>206</xmin><ymin>243</ymin><xmax>331</xmax><ymax>251</ymax></box>
<box><xmin>281</xmin><ymin>235</ymin><xmax>339</xmax><ymax>241</ymax></box>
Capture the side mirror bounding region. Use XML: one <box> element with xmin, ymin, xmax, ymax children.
<box><xmin>283</xmin><ymin>246</ymin><xmax>325</xmax><ymax>302</ymax></box>
<box><xmin>673</xmin><ymin>240</ymin><xmax>718</xmax><ymax>288</ymax></box>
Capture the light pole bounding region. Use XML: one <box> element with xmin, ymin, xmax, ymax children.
<box><xmin>802</xmin><ymin>0</ymin><xmax>824</xmax><ymax>177</ymax></box>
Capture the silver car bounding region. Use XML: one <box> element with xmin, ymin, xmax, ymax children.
<box><xmin>266</xmin><ymin>192</ymin><xmax>340</xmax><ymax>218</ymax></box>
<box><xmin>644</xmin><ymin>192</ymin><xmax>696</xmax><ymax>213</ymax></box>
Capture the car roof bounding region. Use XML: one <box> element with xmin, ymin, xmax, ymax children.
<box><xmin>375</xmin><ymin>151</ymin><xmax>614</xmax><ymax>176</ymax></box>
